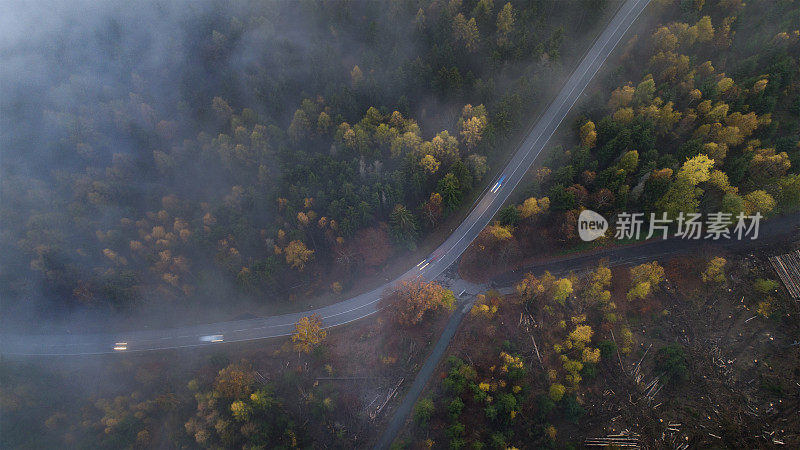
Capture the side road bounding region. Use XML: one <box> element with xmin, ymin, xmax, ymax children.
<box><xmin>373</xmin><ymin>211</ymin><xmax>799</xmax><ymax>449</ymax></box>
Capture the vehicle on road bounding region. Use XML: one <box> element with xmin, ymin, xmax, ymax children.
<box><xmin>490</xmin><ymin>175</ymin><xmax>506</xmax><ymax>194</ymax></box>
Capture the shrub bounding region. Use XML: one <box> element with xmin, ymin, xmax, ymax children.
<box><xmin>413</xmin><ymin>398</ymin><xmax>435</xmax><ymax>427</ymax></box>
<box><xmin>597</xmin><ymin>340</ymin><xmax>617</xmax><ymax>360</ymax></box>
<box><xmin>753</xmin><ymin>278</ymin><xmax>779</xmax><ymax>295</ymax></box>
<box><xmin>448</xmin><ymin>398</ymin><xmax>464</xmax><ymax>420</ymax></box>
<box><xmin>446</xmin><ymin>422</ymin><xmax>465</xmax><ymax>440</ymax></box>
<box><xmin>580</xmin><ymin>362</ymin><xmax>598</xmax><ymax>381</ymax></box>
<box><xmin>655</xmin><ymin>344</ymin><xmax>688</xmax><ymax>385</ymax></box>
<box><xmin>548</xmin><ymin>383</ymin><xmax>566</xmax><ymax>402</ymax></box>
<box><xmin>560</xmin><ymin>394</ymin><xmax>585</xmax><ymax>424</ymax></box>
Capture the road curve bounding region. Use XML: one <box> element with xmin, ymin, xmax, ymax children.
<box><xmin>1</xmin><ymin>0</ymin><xmax>652</xmax><ymax>356</ymax></box>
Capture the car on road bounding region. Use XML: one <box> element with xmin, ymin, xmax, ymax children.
<box><xmin>199</xmin><ymin>334</ymin><xmax>224</xmax><ymax>343</ymax></box>
<box><xmin>490</xmin><ymin>175</ymin><xmax>506</xmax><ymax>193</ymax></box>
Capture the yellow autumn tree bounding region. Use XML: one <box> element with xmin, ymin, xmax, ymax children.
<box><xmin>753</xmin><ymin>78</ymin><xmax>768</xmax><ymax>93</ymax></box>
<box><xmin>627</xmin><ymin>261</ymin><xmax>665</xmax><ymax>300</ymax></box>
<box><xmin>488</xmin><ymin>223</ymin><xmax>513</xmax><ymax>240</ymax></box>
<box><xmin>749</xmin><ymin>148</ymin><xmax>791</xmax><ymax>182</ymax></box>
<box><xmin>516</xmin><ymin>272</ymin><xmax>544</xmax><ymax>300</ymax></box>
<box><xmin>496</xmin><ymin>3</ymin><xmax>514</xmax><ymax>45</ymax></box>
<box><xmin>695</xmin><ymin>15</ymin><xmax>714</xmax><ymax>42</ymax></box>
<box><xmin>420</xmin><ymin>154</ymin><xmax>440</xmax><ymax>174</ymax></box>
<box><xmin>292</xmin><ymin>314</ymin><xmax>327</xmax><ymax>354</ymax></box>
<box><xmin>214</xmin><ymin>362</ymin><xmax>255</xmax><ymax>399</ymax></box>
<box><xmin>552</xmin><ymin>278</ymin><xmax>574</xmax><ymax>303</ymax></box>
<box><xmin>743</xmin><ymin>190</ymin><xmax>776</xmax><ymax>215</ymax></box>
<box><xmin>460</xmin><ymin>115</ymin><xmax>488</xmax><ymax>150</ymax></box>
<box><xmin>567</xmin><ymin>324</ymin><xmax>593</xmax><ymax>350</ymax></box>
<box><xmin>453</xmin><ymin>13</ymin><xmax>480</xmax><ymax>52</ymax></box>
<box><xmin>613</xmin><ymin>107</ymin><xmax>635</xmax><ymax>124</ymax></box>
<box><xmin>425</xmin><ymin>130</ymin><xmax>460</xmax><ymax>166</ymax></box>
<box><xmin>608</xmin><ymin>84</ymin><xmax>635</xmax><ymax>109</ymax></box>
<box><xmin>677</xmin><ymin>154</ymin><xmax>715</xmax><ymax>185</ymax></box>
<box><xmin>549</xmin><ymin>383</ymin><xmax>566</xmax><ymax>402</ymax></box>
<box><xmin>579</xmin><ymin>121</ymin><xmax>597</xmax><ymax>148</ymax></box>
<box><xmin>518</xmin><ymin>196</ymin><xmax>550</xmax><ymax>219</ymax></box>
<box><xmin>701</xmin><ymin>257</ymin><xmax>727</xmax><ymax>284</ymax></box>
<box><xmin>584</xmin><ymin>263</ymin><xmax>612</xmax><ymax>303</ymax></box>
<box><xmin>285</xmin><ymin>240</ymin><xmax>314</xmax><ymax>271</ymax></box>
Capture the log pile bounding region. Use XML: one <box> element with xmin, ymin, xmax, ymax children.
<box><xmin>584</xmin><ymin>430</ymin><xmax>640</xmax><ymax>448</ymax></box>
<box><xmin>769</xmin><ymin>250</ymin><xmax>800</xmax><ymax>298</ymax></box>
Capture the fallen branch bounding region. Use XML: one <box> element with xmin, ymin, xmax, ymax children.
<box><xmin>531</xmin><ymin>335</ymin><xmax>543</xmax><ymax>368</ymax></box>
<box><xmin>611</xmin><ymin>329</ymin><xmax>626</xmax><ymax>375</ymax></box>
<box><xmin>374</xmin><ymin>377</ymin><xmax>404</xmax><ymax>418</ymax></box>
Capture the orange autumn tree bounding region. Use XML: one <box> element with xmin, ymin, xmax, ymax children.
<box><xmin>384</xmin><ymin>279</ymin><xmax>456</xmax><ymax>326</ymax></box>
<box><xmin>291</xmin><ymin>314</ymin><xmax>327</xmax><ymax>354</ymax></box>
<box><xmin>214</xmin><ymin>361</ymin><xmax>255</xmax><ymax>400</ymax></box>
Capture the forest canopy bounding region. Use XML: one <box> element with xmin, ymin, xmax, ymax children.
<box><xmin>0</xmin><ymin>0</ymin><xmax>615</xmax><ymax>321</ymax></box>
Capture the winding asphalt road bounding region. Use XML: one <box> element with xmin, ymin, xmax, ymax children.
<box><xmin>1</xmin><ymin>0</ymin><xmax>652</xmax><ymax>356</ymax></box>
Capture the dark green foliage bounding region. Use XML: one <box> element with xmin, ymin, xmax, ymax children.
<box><xmin>446</xmin><ymin>422</ymin><xmax>466</xmax><ymax>440</ymax></box>
<box><xmin>790</xmin><ymin>97</ymin><xmax>800</xmax><ymax>116</ymax></box>
<box><xmin>389</xmin><ymin>204</ymin><xmax>419</xmax><ymax>248</ymax></box>
<box><xmin>580</xmin><ymin>362</ymin><xmax>597</xmax><ymax>381</ymax></box>
<box><xmin>448</xmin><ymin>398</ymin><xmax>465</xmax><ymax>420</ymax></box>
<box><xmin>495</xmin><ymin>393</ymin><xmax>518</xmax><ymax>421</ymax></box>
<box><xmin>638</xmin><ymin>175</ymin><xmax>672</xmax><ymax>212</ymax></box>
<box><xmin>559</xmin><ymin>394</ymin><xmax>585</xmax><ymax>424</ymax></box>
<box><xmin>677</xmin><ymin>139</ymin><xmax>704</xmax><ymax>161</ymax></box>
<box><xmin>444</xmin><ymin>357</ymin><xmax>476</xmax><ymax>395</ymax></box>
<box><xmin>489</xmin><ymin>432</ymin><xmax>507</xmax><ymax>449</ymax></box>
<box><xmin>436</xmin><ymin>66</ymin><xmax>464</xmax><ymax>96</ymax></box>
<box><xmin>452</xmin><ymin>161</ymin><xmax>474</xmax><ymax>191</ymax></box>
<box><xmin>414</xmin><ymin>398</ymin><xmax>435</xmax><ymax>427</ymax></box>
<box><xmin>597</xmin><ymin>340</ymin><xmax>618</xmax><ymax>360</ymax></box>
<box><xmin>655</xmin><ymin>344</ymin><xmax>689</xmax><ymax>385</ymax></box>
<box><xmin>498</xmin><ymin>205</ymin><xmax>520</xmax><ymax>226</ymax></box>
<box><xmin>484</xmin><ymin>405</ymin><xmax>498</xmax><ymax>421</ymax></box>
<box><xmin>438</xmin><ymin>173</ymin><xmax>463</xmax><ymax>212</ymax></box>
<box><xmin>553</xmin><ymin>165</ymin><xmax>576</xmax><ymax>186</ymax></box>
<box><xmin>536</xmin><ymin>392</ymin><xmax>555</xmax><ymax>413</ymax></box>
<box><xmin>547</xmin><ymin>184</ymin><xmax>576</xmax><ymax>211</ymax></box>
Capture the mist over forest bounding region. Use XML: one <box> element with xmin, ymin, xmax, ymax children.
<box><xmin>1</xmin><ymin>0</ymin><xmax>600</xmax><ymax>331</ymax></box>
<box><xmin>3</xmin><ymin>0</ymin><xmax>800</xmax><ymax>449</ymax></box>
